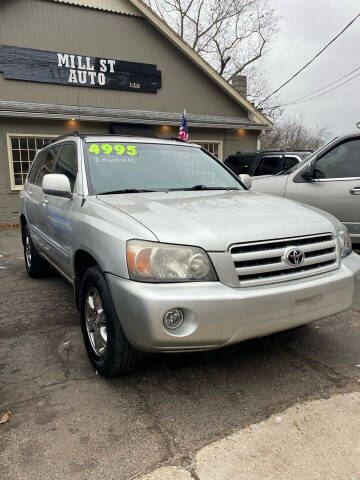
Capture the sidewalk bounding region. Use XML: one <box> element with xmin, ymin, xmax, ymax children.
<box><xmin>138</xmin><ymin>392</ymin><xmax>360</xmax><ymax>480</ymax></box>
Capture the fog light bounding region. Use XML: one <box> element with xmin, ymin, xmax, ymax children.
<box><xmin>163</xmin><ymin>309</ymin><xmax>184</xmax><ymax>330</ymax></box>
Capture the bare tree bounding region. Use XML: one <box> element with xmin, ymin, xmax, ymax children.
<box><xmin>144</xmin><ymin>0</ymin><xmax>279</xmax><ymax>117</ymax></box>
<box><xmin>260</xmin><ymin>116</ymin><xmax>330</xmax><ymax>151</ymax></box>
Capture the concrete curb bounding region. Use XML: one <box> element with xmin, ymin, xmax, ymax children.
<box><xmin>136</xmin><ymin>392</ymin><xmax>360</xmax><ymax>480</ymax></box>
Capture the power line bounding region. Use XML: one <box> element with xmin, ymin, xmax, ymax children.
<box><xmin>273</xmin><ymin>65</ymin><xmax>360</xmax><ymax>107</ymax></box>
<box><xmin>281</xmin><ymin>69</ymin><xmax>360</xmax><ymax>106</ymax></box>
<box><xmin>284</xmin><ymin>65</ymin><xmax>360</xmax><ymax>104</ymax></box>
<box><xmin>258</xmin><ymin>11</ymin><xmax>360</xmax><ymax>107</ymax></box>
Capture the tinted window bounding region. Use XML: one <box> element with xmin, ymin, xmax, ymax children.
<box><xmin>256</xmin><ymin>156</ymin><xmax>282</xmax><ymax>175</ymax></box>
<box><xmin>316</xmin><ymin>139</ymin><xmax>360</xmax><ymax>179</ymax></box>
<box><xmin>28</xmin><ymin>150</ymin><xmax>46</xmax><ymax>183</ymax></box>
<box><xmin>225</xmin><ymin>154</ymin><xmax>257</xmax><ymax>175</ymax></box>
<box><xmin>283</xmin><ymin>156</ymin><xmax>299</xmax><ymax>171</ymax></box>
<box><xmin>53</xmin><ymin>143</ymin><xmax>78</xmax><ymax>191</ymax></box>
<box><xmin>34</xmin><ymin>147</ymin><xmax>59</xmax><ymax>186</ymax></box>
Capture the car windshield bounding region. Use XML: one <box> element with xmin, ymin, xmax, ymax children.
<box><xmin>84</xmin><ymin>142</ymin><xmax>243</xmax><ymax>194</ymax></box>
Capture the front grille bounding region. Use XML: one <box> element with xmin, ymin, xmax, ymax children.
<box><xmin>230</xmin><ymin>233</ymin><xmax>339</xmax><ymax>287</ymax></box>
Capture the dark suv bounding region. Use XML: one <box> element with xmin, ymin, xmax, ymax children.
<box><xmin>225</xmin><ymin>150</ymin><xmax>312</xmax><ymax>177</ymax></box>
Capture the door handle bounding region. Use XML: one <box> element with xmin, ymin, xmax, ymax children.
<box><xmin>28</xmin><ymin>190</ymin><xmax>32</xmax><ymax>196</ymax></box>
<box><xmin>350</xmin><ymin>187</ymin><xmax>360</xmax><ymax>195</ymax></box>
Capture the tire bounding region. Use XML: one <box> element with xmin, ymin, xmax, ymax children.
<box><xmin>23</xmin><ymin>224</ymin><xmax>49</xmax><ymax>278</ymax></box>
<box><xmin>79</xmin><ymin>265</ymin><xmax>138</xmax><ymax>376</ymax></box>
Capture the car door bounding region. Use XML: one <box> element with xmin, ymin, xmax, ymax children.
<box><xmin>285</xmin><ymin>137</ymin><xmax>360</xmax><ymax>232</ymax></box>
<box><xmin>25</xmin><ymin>146</ymin><xmax>59</xmax><ymax>252</ymax></box>
<box><xmin>41</xmin><ymin>142</ymin><xmax>78</xmax><ymax>276</ymax></box>
<box><xmin>23</xmin><ymin>149</ymin><xmax>46</xmax><ymax>246</ymax></box>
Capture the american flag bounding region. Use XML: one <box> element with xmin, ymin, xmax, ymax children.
<box><xmin>178</xmin><ymin>110</ymin><xmax>190</xmax><ymax>141</ymax></box>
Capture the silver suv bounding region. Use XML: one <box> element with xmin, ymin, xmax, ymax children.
<box><xmin>252</xmin><ymin>133</ymin><xmax>360</xmax><ymax>243</ymax></box>
<box><xmin>20</xmin><ymin>133</ymin><xmax>360</xmax><ymax>376</ymax></box>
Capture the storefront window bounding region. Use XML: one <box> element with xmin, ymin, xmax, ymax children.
<box><xmin>7</xmin><ymin>135</ymin><xmax>55</xmax><ymax>189</ymax></box>
<box><xmin>193</xmin><ymin>141</ymin><xmax>223</xmax><ymax>161</ymax></box>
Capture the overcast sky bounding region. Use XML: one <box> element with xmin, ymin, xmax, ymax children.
<box><xmin>263</xmin><ymin>0</ymin><xmax>360</xmax><ymax>138</ymax></box>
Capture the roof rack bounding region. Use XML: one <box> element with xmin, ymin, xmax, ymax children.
<box><xmin>51</xmin><ymin>132</ymin><xmax>166</xmax><ymax>143</ymax></box>
<box><xmin>50</xmin><ymin>131</ymin><xmax>82</xmax><ymax>143</ymax></box>
<box><xmin>50</xmin><ymin>133</ymin><xmax>194</xmax><ymax>144</ymax></box>
<box><xmin>164</xmin><ymin>137</ymin><xmax>189</xmax><ymax>143</ymax></box>
<box><xmin>259</xmin><ymin>149</ymin><xmax>314</xmax><ymax>154</ymax></box>
<box><xmin>292</xmin><ymin>149</ymin><xmax>314</xmax><ymax>152</ymax></box>
<box><xmin>261</xmin><ymin>149</ymin><xmax>286</xmax><ymax>153</ymax></box>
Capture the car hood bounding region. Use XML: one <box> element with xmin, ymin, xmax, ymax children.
<box><xmin>98</xmin><ymin>190</ymin><xmax>337</xmax><ymax>251</ymax></box>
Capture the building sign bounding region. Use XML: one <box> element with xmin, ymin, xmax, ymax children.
<box><xmin>0</xmin><ymin>45</ymin><xmax>162</xmax><ymax>93</ymax></box>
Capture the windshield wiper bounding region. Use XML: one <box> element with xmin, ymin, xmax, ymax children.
<box><xmin>97</xmin><ymin>189</ymin><xmax>156</xmax><ymax>195</ymax></box>
<box><xmin>168</xmin><ymin>185</ymin><xmax>240</xmax><ymax>191</ymax></box>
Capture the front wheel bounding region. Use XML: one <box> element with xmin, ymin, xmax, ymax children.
<box><xmin>79</xmin><ymin>266</ymin><xmax>139</xmax><ymax>376</ymax></box>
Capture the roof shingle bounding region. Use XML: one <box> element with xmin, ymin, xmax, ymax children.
<box><xmin>50</xmin><ymin>0</ymin><xmax>141</xmax><ymax>17</ymax></box>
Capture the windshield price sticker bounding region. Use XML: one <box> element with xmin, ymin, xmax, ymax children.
<box><xmin>88</xmin><ymin>144</ymin><xmax>138</xmax><ymax>156</ymax></box>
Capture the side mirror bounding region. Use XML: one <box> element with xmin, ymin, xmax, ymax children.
<box><xmin>301</xmin><ymin>162</ymin><xmax>315</xmax><ymax>181</ymax></box>
<box><xmin>239</xmin><ymin>174</ymin><xmax>252</xmax><ymax>190</ymax></box>
<box><xmin>42</xmin><ymin>174</ymin><xmax>72</xmax><ymax>198</ymax></box>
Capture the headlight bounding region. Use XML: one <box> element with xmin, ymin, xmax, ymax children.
<box><xmin>126</xmin><ymin>240</ymin><xmax>217</xmax><ymax>282</ymax></box>
<box><xmin>338</xmin><ymin>223</ymin><xmax>352</xmax><ymax>258</ymax></box>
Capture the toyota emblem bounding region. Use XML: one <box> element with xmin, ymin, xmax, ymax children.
<box><xmin>285</xmin><ymin>248</ymin><xmax>305</xmax><ymax>266</ymax></box>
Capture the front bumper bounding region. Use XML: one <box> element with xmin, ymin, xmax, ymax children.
<box><xmin>106</xmin><ymin>253</ymin><xmax>360</xmax><ymax>352</ymax></box>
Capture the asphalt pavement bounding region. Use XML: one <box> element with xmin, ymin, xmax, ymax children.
<box><xmin>0</xmin><ymin>228</ymin><xmax>359</xmax><ymax>480</ymax></box>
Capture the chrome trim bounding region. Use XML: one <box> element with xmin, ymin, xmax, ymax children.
<box><xmin>344</xmin><ymin>223</ymin><xmax>360</xmax><ymax>234</ymax></box>
<box><xmin>312</xmin><ymin>177</ymin><xmax>360</xmax><ymax>183</ymax></box>
<box><xmin>234</xmin><ymin>263</ymin><xmax>340</xmax><ymax>287</ymax></box>
<box><xmin>229</xmin><ymin>233</ymin><xmax>339</xmax><ymax>287</ymax></box>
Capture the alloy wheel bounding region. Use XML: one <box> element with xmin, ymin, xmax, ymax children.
<box><xmin>25</xmin><ymin>235</ymin><xmax>32</xmax><ymax>269</ymax></box>
<box><xmin>85</xmin><ymin>287</ymin><xmax>108</xmax><ymax>357</ymax></box>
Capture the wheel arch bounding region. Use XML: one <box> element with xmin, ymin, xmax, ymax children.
<box><xmin>73</xmin><ymin>249</ymin><xmax>101</xmax><ymax>309</ymax></box>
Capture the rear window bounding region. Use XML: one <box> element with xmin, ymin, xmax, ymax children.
<box><xmin>226</xmin><ymin>154</ymin><xmax>257</xmax><ymax>174</ymax></box>
<box><xmin>256</xmin><ymin>156</ymin><xmax>282</xmax><ymax>175</ymax></box>
<box><xmin>282</xmin><ymin>156</ymin><xmax>299</xmax><ymax>171</ymax></box>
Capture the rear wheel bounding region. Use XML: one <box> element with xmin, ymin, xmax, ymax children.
<box><xmin>23</xmin><ymin>225</ymin><xmax>49</xmax><ymax>278</ymax></box>
<box><xmin>79</xmin><ymin>266</ymin><xmax>138</xmax><ymax>376</ymax></box>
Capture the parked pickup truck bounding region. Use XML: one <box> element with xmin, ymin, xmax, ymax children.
<box><xmin>252</xmin><ymin>133</ymin><xmax>360</xmax><ymax>243</ymax></box>
<box><xmin>20</xmin><ymin>133</ymin><xmax>360</xmax><ymax>376</ymax></box>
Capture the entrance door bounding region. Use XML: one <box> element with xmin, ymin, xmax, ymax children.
<box><xmin>286</xmin><ymin>137</ymin><xmax>360</xmax><ymax>228</ymax></box>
